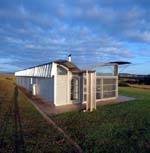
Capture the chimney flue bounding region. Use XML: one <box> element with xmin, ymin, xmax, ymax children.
<box><xmin>68</xmin><ymin>54</ymin><xmax>72</xmax><ymax>62</ymax></box>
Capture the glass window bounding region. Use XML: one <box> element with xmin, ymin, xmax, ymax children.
<box><xmin>71</xmin><ymin>78</ymin><xmax>79</xmax><ymax>100</ymax></box>
<box><xmin>84</xmin><ymin>94</ymin><xmax>87</xmax><ymax>101</ymax></box>
<box><xmin>83</xmin><ymin>78</ymin><xmax>87</xmax><ymax>101</ymax></box>
<box><xmin>96</xmin><ymin>78</ymin><xmax>102</xmax><ymax>100</ymax></box>
<box><xmin>57</xmin><ymin>66</ymin><xmax>67</xmax><ymax>75</ymax></box>
<box><xmin>103</xmin><ymin>84</ymin><xmax>116</xmax><ymax>91</ymax></box>
<box><xmin>96</xmin><ymin>93</ymin><xmax>101</xmax><ymax>99</ymax></box>
<box><xmin>84</xmin><ymin>78</ymin><xmax>87</xmax><ymax>85</ymax></box>
<box><xmin>103</xmin><ymin>79</ymin><xmax>116</xmax><ymax>84</ymax></box>
<box><xmin>103</xmin><ymin>91</ymin><xmax>116</xmax><ymax>98</ymax></box>
<box><xmin>96</xmin><ymin>66</ymin><xmax>113</xmax><ymax>76</ymax></box>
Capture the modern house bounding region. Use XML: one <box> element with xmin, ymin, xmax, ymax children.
<box><xmin>15</xmin><ymin>56</ymin><xmax>130</xmax><ymax>111</ymax></box>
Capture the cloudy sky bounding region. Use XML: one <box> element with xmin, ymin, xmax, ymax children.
<box><xmin>0</xmin><ymin>0</ymin><xmax>150</xmax><ymax>74</ymax></box>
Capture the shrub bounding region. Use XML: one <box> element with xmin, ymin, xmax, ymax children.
<box><xmin>119</xmin><ymin>81</ymin><xmax>129</xmax><ymax>87</ymax></box>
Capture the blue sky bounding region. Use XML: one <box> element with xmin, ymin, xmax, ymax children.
<box><xmin>0</xmin><ymin>0</ymin><xmax>150</xmax><ymax>74</ymax></box>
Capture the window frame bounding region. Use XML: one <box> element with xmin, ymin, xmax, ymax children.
<box><xmin>57</xmin><ymin>65</ymin><xmax>68</xmax><ymax>75</ymax></box>
<box><xmin>71</xmin><ymin>76</ymin><xmax>80</xmax><ymax>101</ymax></box>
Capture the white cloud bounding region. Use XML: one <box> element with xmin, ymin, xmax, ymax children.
<box><xmin>124</xmin><ymin>30</ymin><xmax>150</xmax><ymax>42</ymax></box>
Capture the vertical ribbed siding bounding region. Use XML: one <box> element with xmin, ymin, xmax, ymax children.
<box><xmin>15</xmin><ymin>63</ymin><xmax>52</xmax><ymax>77</ymax></box>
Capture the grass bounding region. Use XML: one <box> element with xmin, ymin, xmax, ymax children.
<box><xmin>0</xmin><ymin>74</ymin><xmax>76</xmax><ymax>153</ymax></box>
<box><xmin>128</xmin><ymin>84</ymin><xmax>150</xmax><ymax>89</ymax></box>
<box><xmin>51</xmin><ymin>87</ymin><xmax>150</xmax><ymax>153</ymax></box>
<box><xmin>1</xmin><ymin>74</ymin><xmax>150</xmax><ymax>152</ymax></box>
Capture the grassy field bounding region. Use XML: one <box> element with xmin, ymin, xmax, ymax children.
<box><xmin>52</xmin><ymin>87</ymin><xmax>150</xmax><ymax>153</ymax></box>
<box><xmin>128</xmin><ymin>84</ymin><xmax>150</xmax><ymax>89</ymax></box>
<box><xmin>0</xmin><ymin>74</ymin><xmax>150</xmax><ymax>153</ymax></box>
<box><xmin>0</xmin><ymin>74</ymin><xmax>76</xmax><ymax>153</ymax></box>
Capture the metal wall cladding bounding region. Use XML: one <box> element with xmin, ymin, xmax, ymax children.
<box><xmin>16</xmin><ymin>76</ymin><xmax>32</xmax><ymax>91</ymax></box>
<box><xmin>36</xmin><ymin>77</ymin><xmax>54</xmax><ymax>103</ymax></box>
<box><xmin>15</xmin><ymin>63</ymin><xmax>52</xmax><ymax>77</ymax></box>
<box><xmin>16</xmin><ymin>76</ymin><xmax>54</xmax><ymax>103</ymax></box>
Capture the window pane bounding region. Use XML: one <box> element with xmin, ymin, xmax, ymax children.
<box><xmin>96</xmin><ymin>93</ymin><xmax>101</xmax><ymax>99</ymax></box>
<box><xmin>103</xmin><ymin>84</ymin><xmax>116</xmax><ymax>91</ymax></box>
<box><xmin>103</xmin><ymin>79</ymin><xmax>116</xmax><ymax>84</ymax></box>
<box><xmin>96</xmin><ymin>79</ymin><xmax>101</xmax><ymax>84</ymax></box>
<box><xmin>71</xmin><ymin>78</ymin><xmax>79</xmax><ymax>100</ymax></box>
<box><xmin>57</xmin><ymin>66</ymin><xmax>67</xmax><ymax>75</ymax></box>
<box><xmin>96</xmin><ymin>86</ymin><xmax>101</xmax><ymax>92</ymax></box>
<box><xmin>103</xmin><ymin>91</ymin><xmax>116</xmax><ymax>98</ymax></box>
<box><xmin>84</xmin><ymin>87</ymin><xmax>87</xmax><ymax>92</ymax></box>
<box><xmin>84</xmin><ymin>94</ymin><xmax>87</xmax><ymax>101</ymax></box>
<box><xmin>84</xmin><ymin>78</ymin><xmax>86</xmax><ymax>85</ymax></box>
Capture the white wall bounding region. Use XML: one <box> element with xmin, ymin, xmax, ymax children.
<box><xmin>55</xmin><ymin>75</ymin><xmax>68</xmax><ymax>105</ymax></box>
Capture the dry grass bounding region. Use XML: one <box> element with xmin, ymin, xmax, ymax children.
<box><xmin>0</xmin><ymin>73</ymin><xmax>15</xmax><ymax>82</ymax></box>
<box><xmin>129</xmin><ymin>84</ymin><xmax>150</xmax><ymax>89</ymax></box>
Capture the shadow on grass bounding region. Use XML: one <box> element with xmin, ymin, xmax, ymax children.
<box><xmin>0</xmin><ymin>97</ymin><xmax>12</xmax><ymax>150</ymax></box>
<box><xmin>13</xmin><ymin>85</ymin><xmax>26</xmax><ymax>153</ymax></box>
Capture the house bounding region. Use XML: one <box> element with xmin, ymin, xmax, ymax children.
<box><xmin>15</xmin><ymin>56</ymin><xmax>130</xmax><ymax>111</ymax></box>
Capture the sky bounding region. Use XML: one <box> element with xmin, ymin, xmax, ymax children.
<box><xmin>0</xmin><ymin>0</ymin><xmax>150</xmax><ymax>74</ymax></box>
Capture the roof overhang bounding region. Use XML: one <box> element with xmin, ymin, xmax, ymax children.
<box><xmin>94</xmin><ymin>61</ymin><xmax>131</xmax><ymax>67</ymax></box>
<box><xmin>108</xmin><ymin>61</ymin><xmax>131</xmax><ymax>65</ymax></box>
<box><xmin>54</xmin><ymin>59</ymin><xmax>81</xmax><ymax>73</ymax></box>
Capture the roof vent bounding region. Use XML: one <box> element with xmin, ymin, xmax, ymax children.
<box><xmin>68</xmin><ymin>54</ymin><xmax>72</xmax><ymax>62</ymax></box>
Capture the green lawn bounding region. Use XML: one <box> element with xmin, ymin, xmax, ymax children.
<box><xmin>52</xmin><ymin>87</ymin><xmax>150</xmax><ymax>153</ymax></box>
<box><xmin>0</xmin><ymin>75</ymin><xmax>76</xmax><ymax>153</ymax></box>
<box><xmin>0</xmin><ymin>74</ymin><xmax>150</xmax><ymax>153</ymax></box>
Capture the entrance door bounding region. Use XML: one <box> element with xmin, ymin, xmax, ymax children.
<box><xmin>71</xmin><ymin>77</ymin><xmax>79</xmax><ymax>103</ymax></box>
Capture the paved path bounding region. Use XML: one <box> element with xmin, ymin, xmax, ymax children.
<box><xmin>18</xmin><ymin>86</ymin><xmax>56</xmax><ymax>115</ymax></box>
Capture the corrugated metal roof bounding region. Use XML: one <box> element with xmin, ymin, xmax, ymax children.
<box><xmin>15</xmin><ymin>63</ymin><xmax>52</xmax><ymax>77</ymax></box>
<box><xmin>15</xmin><ymin>59</ymin><xmax>81</xmax><ymax>77</ymax></box>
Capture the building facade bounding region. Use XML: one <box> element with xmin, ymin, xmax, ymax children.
<box><xmin>15</xmin><ymin>59</ymin><xmax>128</xmax><ymax>108</ymax></box>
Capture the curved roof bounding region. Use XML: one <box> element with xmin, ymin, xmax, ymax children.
<box><xmin>54</xmin><ymin>59</ymin><xmax>81</xmax><ymax>73</ymax></box>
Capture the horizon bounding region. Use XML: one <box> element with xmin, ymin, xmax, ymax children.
<box><xmin>0</xmin><ymin>0</ymin><xmax>150</xmax><ymax>74</ymax></box>
<box><xmin>0</xmin><ymin>69</ymin><xmax>150</xmax><ymax>76</ymax></box>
